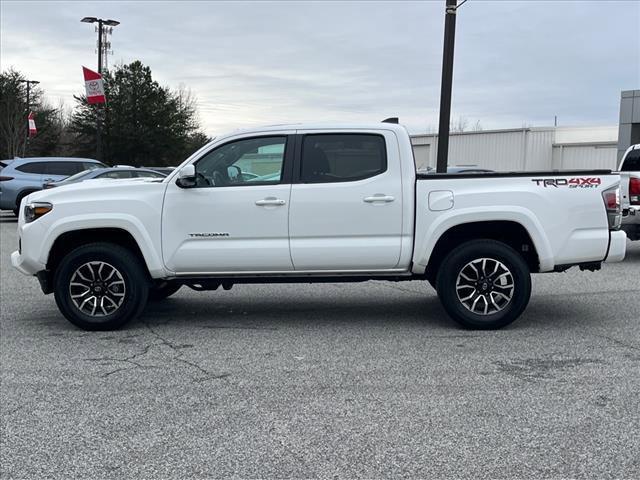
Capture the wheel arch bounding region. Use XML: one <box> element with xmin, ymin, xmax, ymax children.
<box><xmin>47</xmin><ymin>228</ymin><xmax>147</xmax><ymax>275</ymax></box>
<box><xmin>424</xmin><ymin>220</ymin><xmax>543</xmax><ymax>281</ymax></box>
<box><xmin>43</xmin><ymin>218</ymin><xmax>167</xmax><ymax>282</ymax></box>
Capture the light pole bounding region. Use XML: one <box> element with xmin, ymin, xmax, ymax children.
<box><xmin>81</xmin><ymin>17</ymin><xmax>120</xmax><ymax>161</ymax></box>
<box><xmin>18</xmin><ymin>79</ymin><xmax>40</xmax><ymax>156</ymax></box>
<box><xmin>435</xmin><ymin>0</ymin><xmax>467</xmax><ymax>173</ymax></box>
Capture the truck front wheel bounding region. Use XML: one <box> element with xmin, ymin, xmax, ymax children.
<box><xmin>53</xmin><ymin>243</ymin><xmax>149</xmax><ymax>331</ymax></box>
<box><xmin>436</xmin><ymin>240</ymin><xmax>531</xmax><ymax>329</ymax></box>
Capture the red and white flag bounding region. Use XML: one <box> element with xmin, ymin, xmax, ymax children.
<box><xmin>82</xmin><ymin>66</ymin><xmax>106</xmax><ymax>104</ymax></box>
<box><xmin>28</xmin><ymin>112</ymin><xmax>37</xmax><ymax>137</ymax></box>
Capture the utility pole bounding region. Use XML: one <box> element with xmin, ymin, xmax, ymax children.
<box><xmin>81</xmin><ymin>17</ymin><xmax>119</xmax><ymax>162</ymax></box>
<box><xmin>436</xmin><ymin>0</ymin><xmax>461</xmax><ymax>173</ymax></box>
<box><xmin>18</xmin><ymin>79</ymin><xmax>40</xmax><ymax>156</ymax></box>
<box><xmin>96</xmin><ymin>19</ymin><xmax>104</xmax><ymax>162</ymax></box>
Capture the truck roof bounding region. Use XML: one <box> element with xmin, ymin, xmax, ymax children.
<box><xmin>219</xmin><ymin>122</ymin><xmax>409</xmax><ymax>138</ymax></box>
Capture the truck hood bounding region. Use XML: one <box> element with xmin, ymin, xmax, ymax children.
<box><xmin>26</xmin><ymin>177</ymin><xmax>166</xmax><ymax>205</ymax></box>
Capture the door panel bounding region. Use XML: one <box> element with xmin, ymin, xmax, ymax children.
<box><xmin>289</xmin><ymin>130</ymin><xmax>403</xmax><ymax>271</ymax></box>
<box><xmin>162</xmin><ymin>134</ymin><xmax>294</xmax><ymax>273</ymax></box>
<box><xmin>162</xmin><ymin>184</ymin><xmax>292</xmax><ymax>272</ymax></box>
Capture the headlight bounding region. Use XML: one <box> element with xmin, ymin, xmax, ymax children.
<box><xmin>24</xmin><ymin>202</ymin><xmax>53</xmax><ymax>223</ymax></box>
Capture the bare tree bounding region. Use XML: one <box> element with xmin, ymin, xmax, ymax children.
<box><xmin>0</xmin><ymin>69</ymin><xmax>33</xmax><ymax>158</ymax></box>
<box><xmin>450</xmin><ymin>116</ymin><xmax>483</xmax><ymax>133</ymax></box>
<box><xmin>0</xmin><ymin>69</ymin><xmax>67</xmax><ymax>159</ymax></box>
<box><xmin>450</xmin><ymin>116</ymin><xmax>469</xmax><ymax>133</ymax></box>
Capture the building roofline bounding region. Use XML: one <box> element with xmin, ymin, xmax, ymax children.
<box><xmin>410</xmin><ymin>125</ymin><xmax>617</xmax><ymax>138</ymax></box>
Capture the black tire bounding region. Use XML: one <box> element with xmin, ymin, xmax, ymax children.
<box><xmin>53</xmin><ymin>243</ymin><xmax>150</xmax><ymax>331</ymax></box>
<box><xmin>149</xmin><ymin>282</ymin><xmax>182</xmax><ymax>301</ymax></box>
<box><xmin>435</xmin><ymin>239</ymin><xmax>531</xmax><ymax>330</ymax></box>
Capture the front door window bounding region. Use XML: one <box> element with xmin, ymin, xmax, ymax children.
<box><xmin>195</xmin><ymin>136</ymin><xmax>286</xmax><ymax>187</ymax></box>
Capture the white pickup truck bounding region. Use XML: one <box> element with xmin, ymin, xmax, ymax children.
<box><xmin>11</xmin><ymin>123</ymin><xmax>627</xmax><ymax>331</ymax></box>
<box><xmin>619</xmin><ymin>143</ymin><xmax>640</xmax><ymax>241</ymax></box>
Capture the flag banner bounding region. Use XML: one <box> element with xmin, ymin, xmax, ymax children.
<box><xmin>28</xmin><ymin>112</ymin><xmax>37</xmax><ymax>137</ymax></box>
<box><xmin>82</xmin><ymin>66</ymin><xmax>106</xmax><ymax>104</ymax></box>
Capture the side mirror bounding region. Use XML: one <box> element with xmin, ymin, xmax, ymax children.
<box><xmin>176</xmin><ymin>164</ymin><xmax>196</xmax><ymax>188</ymax></box>
<box><xmin>227</xmin><ymin>165</ymin><xmax>241</xmax><ymax>179</ymax></box>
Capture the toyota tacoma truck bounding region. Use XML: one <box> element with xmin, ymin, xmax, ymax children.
<box><xmin>11</xmin><ymin>123</ymin><xmax>628</xmax><ymax>331</ymax></box>
<box><xmin>619</xmin><ymin>143</ymin><xmax>640</xmax><ymax>240</ymax></box>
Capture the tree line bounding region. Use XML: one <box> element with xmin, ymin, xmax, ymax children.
<box><xmin>0</xmin><ymin>61</ymin><xmax>210</xmax><ymax>166</ymax></box>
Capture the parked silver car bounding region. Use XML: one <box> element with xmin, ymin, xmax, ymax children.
<box><xmin>43</xmin><ymin>167</ymin><xmax>166</xmax><ymax>189</ymax></box>
<box><xmin>0</xmin><ymin>157</ymin><xmax>105</xmax><ymax>215</ymax></box>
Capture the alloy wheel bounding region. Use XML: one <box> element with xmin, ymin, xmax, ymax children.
<box><xmin>455</xmin><ymin>257</ymin><xmax>514</xmax><ymax>315</ymax></box>
<box><xmin>68</xmin><ymin>261</ymin><xmax>126</xmax><ymax>317</ymax></box>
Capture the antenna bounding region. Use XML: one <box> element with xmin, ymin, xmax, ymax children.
<box><xmin>382</xmin><ymin>117</ymin><xmax>399</xmax><ymax>124</ymax></box>
<box><xmin>95</xmin><ymin>25</ymin><xmax>115</xmax><ymax>69</ymax></box>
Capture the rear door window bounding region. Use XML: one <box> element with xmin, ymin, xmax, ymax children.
<box><xmin>15</xmin><ymin>162</ymin><xmax>49</xmax><ymax>174</ymax></box>
<box><xmin>300</xmin><ymin>134</ymin><xmax>387</xmax><ymax>183</ymax></box>
<box><xmin>45</xmin><ymin>162</ymin><xmax>86</xmax><ymax>176</ymax></box>
<box><xmin>621</xmin><ymin>150</ymin><xmax>640</xmax><ymax>171</ymax></box>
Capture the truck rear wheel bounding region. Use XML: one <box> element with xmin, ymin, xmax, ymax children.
<box><xmin>436</xmin><ymin>239</ymin><xmax>531</xmax><ymax>329</ymax></box>
<box><xmin>53</xmin><ymin>243</ymin><xmax>149</xmax><ymax>331</ymax></box>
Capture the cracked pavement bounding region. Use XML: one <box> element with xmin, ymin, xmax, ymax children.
<box><xmin>1</xmin><ymin>211</ymin><xmax>639</xmax><ymax>479</ymax></box>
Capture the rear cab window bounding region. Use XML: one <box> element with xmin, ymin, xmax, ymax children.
<box><xmin>300</xmin><ymin>133</ymin><xmax>387</xmax><ymax>183</ymax></box>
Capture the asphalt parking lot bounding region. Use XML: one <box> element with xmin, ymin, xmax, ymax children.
<box><xmin>0</xmin><ymin>210</ymin><xmax>638</xmax><ymax>479</ymax></box>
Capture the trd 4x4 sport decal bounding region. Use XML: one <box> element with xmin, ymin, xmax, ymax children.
<box><xmin>532</xmin><ymin>178</ymin><xmax>602</xmax><ymax>188</ymax></box>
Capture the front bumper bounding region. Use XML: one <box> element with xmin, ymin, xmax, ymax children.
<box><xmin>11</xmin><ymin>250</ymin><xmax>45</xmax><ymax>276</ymax></box>
<box><xmin>604</xmin><ymin>230</ymin><xmax>627</xmax><ymax>263</ymax></box>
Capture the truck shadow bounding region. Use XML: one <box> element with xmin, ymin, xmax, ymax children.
<box><xmin>137</xmin><ymin>286</ymin><xmax>609</xmax><ymax>332</ymax></box>
<box><xmin>624</xmin><ymin>241</ymin><xmax>640</xmax><ymax>263</ymax></box>
<box><xmin>139</xmin><ymin>293</ymin><xmax>457</xmax><ymax>330</ymax></box>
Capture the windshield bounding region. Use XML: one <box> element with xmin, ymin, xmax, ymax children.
<box><xmin>57</xmin><ymin>169</ymin><xmax>99</xmax><ymax>184</ymax></box>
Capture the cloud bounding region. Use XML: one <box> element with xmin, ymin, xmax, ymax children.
<box><xmin>1</xmin><ymin>0</ymin><xmax>638</xmax><ymax>136</ymax></box>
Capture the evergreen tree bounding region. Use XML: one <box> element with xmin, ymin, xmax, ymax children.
<box><xmin>69</xmin><ymin>61</ymin><xmax>209</xmax><ymax>166</ymax></box>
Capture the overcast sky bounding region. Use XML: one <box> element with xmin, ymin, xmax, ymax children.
<box><xmin>1</xmin><ymin>1</ymin><xmax>639</xmax><ymax>136</ymax></box>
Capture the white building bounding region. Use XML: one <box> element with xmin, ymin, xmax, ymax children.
<box><xmin>411</xmin><ymin>125</ymin><xmax>619</xmax><ymax>172</ymax></box>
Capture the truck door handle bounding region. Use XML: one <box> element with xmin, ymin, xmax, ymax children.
<box><xmin>363</xmin><ymin>194</ymin><xmax>395</xmax><ymax>203</ymax></box>
<box><xmin>255</xmin><ymin>197</ymin><xmax>286</xmax><ymax>206</ymax></box>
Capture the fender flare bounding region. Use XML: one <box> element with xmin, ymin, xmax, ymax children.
<box><xmin>40</xmin><ymin>214</ymin><xmax>168</xmax><ymax>278</ymax></box>
<box><xmin>413</xmin><ymin>207</ymin><xmax>555</xmax><ymax>273</ymax></box>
